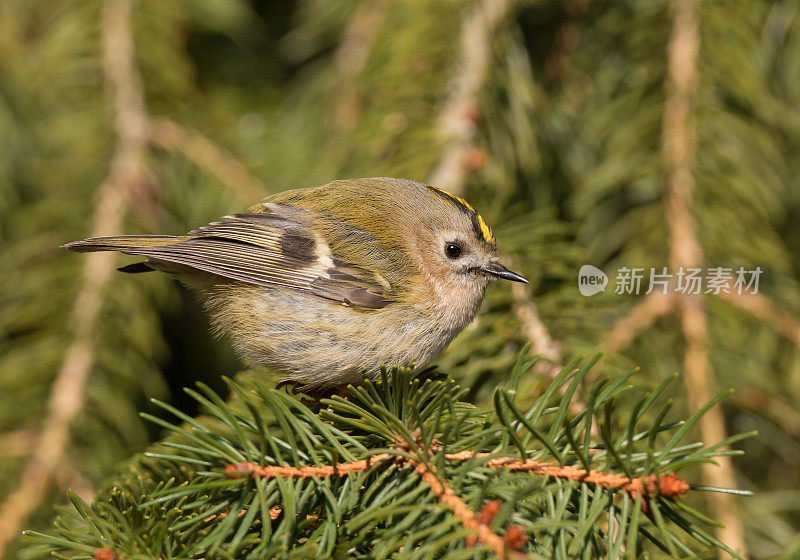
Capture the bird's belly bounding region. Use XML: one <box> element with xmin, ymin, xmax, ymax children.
<box><xmin>206</xmin><ymin>286</ymin><xmax>464</xmax><ymax>388</ymax></box>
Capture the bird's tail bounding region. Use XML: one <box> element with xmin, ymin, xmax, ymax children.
<box><xmin>62</xmin><ymin>235</ymin><xmax>184</xmax><ymax>273</ymax></box>
<box><xmin>62</xmin><ymin>235</ymin><xmax>183</xmax><ymax>253</ymax></box>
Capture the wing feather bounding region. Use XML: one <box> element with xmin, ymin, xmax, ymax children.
<box><xmin>64</xmin><ymin>207</ymin><xmax>394</xmax><ymax>309</ymax></box>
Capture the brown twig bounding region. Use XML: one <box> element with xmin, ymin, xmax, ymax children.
<box><xmin>427</xmin><ymin>0</ymin><xmax>512</xmax><ymax>194</ymax></box>
<box><xmin>224</xmin><ymin>455</ymin><xmax>392</xmax><ymax>479</ymax></box>
<box><xmin>223</xmin><ymin>441</ymin><xmax>692</xmax><ymax>559</ymax></box>
<box><xmin>225</xmin><ymin>452</ymin><xmax>690</xmax><ymax>503</ymax></box>
<box><xmin>444</xmin><ymin>451</ymin><xmax>689</xmax><ymax>500</ymax></box>
<box><xmin>662</xmin><ymin>0</ymin><xmax>748</xmax><ymax>556</ymax></box>
<box><xmin>0</xmin><ymin>0</ymin><xmax>148</xmax><ymax>553</ymax></box>
<box><xmin>600</xmin><ymin>291</ymin><xmax>676</xmax><ymax>353</ymax></box>
<box><xmin>485</xmin><ymin>457</ymin><xmax>689</xmax><ymax>500</ymax></box>
<box><xmin>146</xmin><ymin>118</ymin><xmax>265</xmax><ymax>203</ymax></box>
<box><xmin>415</xmin><ymin>461</ymin><xmax>509</xmax><ymax>557</ymax></box>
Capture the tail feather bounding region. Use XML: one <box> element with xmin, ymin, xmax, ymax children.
<box><xmin>62</xmin><ymin>235</ymin><xmax>183</xmax><ymax>253</ymax></box>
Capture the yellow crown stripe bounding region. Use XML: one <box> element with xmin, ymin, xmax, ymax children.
<box><xmin>428</xmin><ymin>185</ymin><xmax>475</xmax><ymax>212</ymax></box>
<box><xmin>476</xmin><ymin>214</ymin><xmax>495</xmax><ymax>244</ymax></box>
<box><xmin>428</xmin><ymin>185</ymin><xmax>495</xmax><ymax>244</ymax></box>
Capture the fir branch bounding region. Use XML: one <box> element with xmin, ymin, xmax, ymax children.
<box><xmin>510</xmin><ymin>278</ymin><xmax>586</xmax><ymax>417</ymax></box>
<box><xmin>224</xmin><ymin>456</ymin><xmax>393</xmax><ymax>479</ymax></box>
<box><xmin>332</xmin><ymin>0</ymin><xmax>390</xmax><ymax>129</ymax></box>
<box><xmin>224</xmin><ymin>453</ymin><xmax>691</xmax><ymax>507</ymax></box>
<box><xmin>662</xmin><ymin>0</ymin><xmax>747</xmax><ymax>555</ymax></box>
<box><xmin>414</xmin><ymin>460</ymin><xmax>510</xmax><ymax>558</ymax></box>
<box><xmin>511</xmin><ymin>282</ymin><xmax>562</xmax><ymax>377</ymax></box>
<box><xmin>25</xmin><ymin>362</ymin><xmax>748</xmax><ymax>559</ymax></box>
<box><xmin>218</xmin><ymin>403</ymin><xmax>698</xmax><ymax>559</ymax></box>
<box><xmin>600</xmin><ymin>292</ymin><xmax>676</xmax><ymax>353</ymax></box>
<box><xmin>146</xmin><ymin>117</ymin><xmax>265</xmax><ymax>203</ymax></box>
<box><xmin>0</xmin><ymin>430</ymin><xmax>36</xmax><ymax>457</ymax></box>
<box><xmin>717</xmin><ymin>287</ymin><xmax>800</xmax><ymax>348</ymax></box>
<box><xmin>446</xmin><ymin>453</ymin><xmax>690</xmax><ymax>504</ymax></box>
<box><xmin>0</xmin><ymin>0</ymin><xmax>148</xmax><ymax>553</ymax></box>
<box><xmin>428</xmin><ymin>0</ymin><xmax>513</xmax><ymax>194</ymax></box>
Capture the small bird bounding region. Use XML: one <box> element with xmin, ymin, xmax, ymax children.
<box><xmin>64</xmin><ymin>178</ymin><xmax>527</xmax><ymax>389</ymax></box>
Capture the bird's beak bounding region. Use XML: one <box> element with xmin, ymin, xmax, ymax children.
<box><xmin>481</xmin><ymin>262</ymin><xmax>529</xmax><ymax>283</ymax></box>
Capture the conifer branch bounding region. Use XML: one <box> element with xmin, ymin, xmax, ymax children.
<box><xmin>0</xmin><ymin>0</ymin><xmax>147</xmax><ymax>553</ymax></box>
<box><xmin>428</xmin><ymin>0</ymin><xmax>513</xmax><ymax>194</ymax></box>
<box><xmin>146</xmin><ymin>117</ymin><xmax>265</xmax><ymax>202</ymax></box>
<box><xmin>223</xmin><ymin>451</ymin><xmax>514</xmax><ymax>557</ymax></box>
<box><xmin>0</xmin><ymin>430</ymin><xmax>36</xmax><ymax>457</ymax></box>
<box><xmin>415</xmin><ymin>461</ymin><xmax>510</xmax><ymax>558</ymax></box>
<box><xmin>224</xmin><ymin>455</ymin><xmax>393</xmax><ymax>479</ymax></box>
<box><xmin>601</xmin><ymin>292</ymin><xmax>676</xmax><ymax>353</ymax></box>
<box><xmin>225</xmin><ymin>443</ymin><xmax>517</xmax><ymax>557</ymax></box>
<box><xmin>486</xmin><ymin>458</ymin><xmax>690</xmax><ymax>500</ymax></box>
<box><xmin>224</xmin><ymin>453</ymin><xmax>691</xmax><ymax>510</ymax></box>
<box><xmin>717</xmin><ymin>288</ymin><xmax>800</xmax><ymax>348</ymax></box>
<box><xmin>26</xmin><ymin>364</ymin><xmax>748</xmax><ymax>559</ymax></box>
<box><xmin>662</xmin><ymin>0</ymin><xmax>748</xmax><ymax>556</ymax></box>
<box><xmin>332</xmin><ymin>0</ymin><xmax>390</xmax><ymax>129</ymax></box>
<box><xmin>510</xmin><ymin>278</ymin><xmax>588</xmax><ymax>417</ymax></box>
<box><xmin>511</xmin><ymin>282</ymin><xmax>562</xmax><ymax>377</ymax></box>
<box><xmin>221</xmin><ymin>436</ymin><xmax>694</xmax><ymax>559</ymax></box>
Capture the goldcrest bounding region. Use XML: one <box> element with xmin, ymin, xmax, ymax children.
<box><xmin>64</xmin><ymin>178</ymin><xmax>527</xmax><ymax>389</ymax></box>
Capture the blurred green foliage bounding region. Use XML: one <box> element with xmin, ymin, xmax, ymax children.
<box><xmin>1</xmin><ymin>0</ymin><xmax>799</xmax><ymax>557</ymax></box>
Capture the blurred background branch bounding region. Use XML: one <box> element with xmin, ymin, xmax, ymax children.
<box><xmin>428</xmin><ymin>0</ymin><xmax>512</xmax><ymax>195</ymax></box>
<box><xmin>661</xmin><ymin>0</ymin><xmax>747</xmax><ymax>555</ymax></box>
<box><xmin>1</xmin><ymin>0</ymin><xmax>799</xmax><ymax>557</ymax></box>
<box><xmin>146</xmin><ymin>118</ymin><xmax>265</xmax><ymax>202</ymax></box>
<box><xmin>0</xmin><ymin>0</ymin><xmax>148</xmax><ymax>552</ymax></box>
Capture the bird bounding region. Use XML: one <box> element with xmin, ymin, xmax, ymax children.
<box><xmin>64</xmin><ymin>177</ymin><xmax>528</xmax><ymax>390</ymax></box>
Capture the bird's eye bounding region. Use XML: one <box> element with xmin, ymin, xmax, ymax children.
<box><xmin>445</xmin><ymin>243</ymin><xmax>462</xmax><ymax>259</ymax></box>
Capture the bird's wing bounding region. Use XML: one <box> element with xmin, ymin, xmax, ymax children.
<box><xmin>63</xmin><ymin>207</ymin><xmax>394</xmax><ymax>309</ymax></box>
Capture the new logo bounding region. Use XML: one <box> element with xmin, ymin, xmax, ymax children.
<box><xmin>578</xmin><ymin>265</ymin><xmax>608</xmax><ymax>296</ymax></box>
